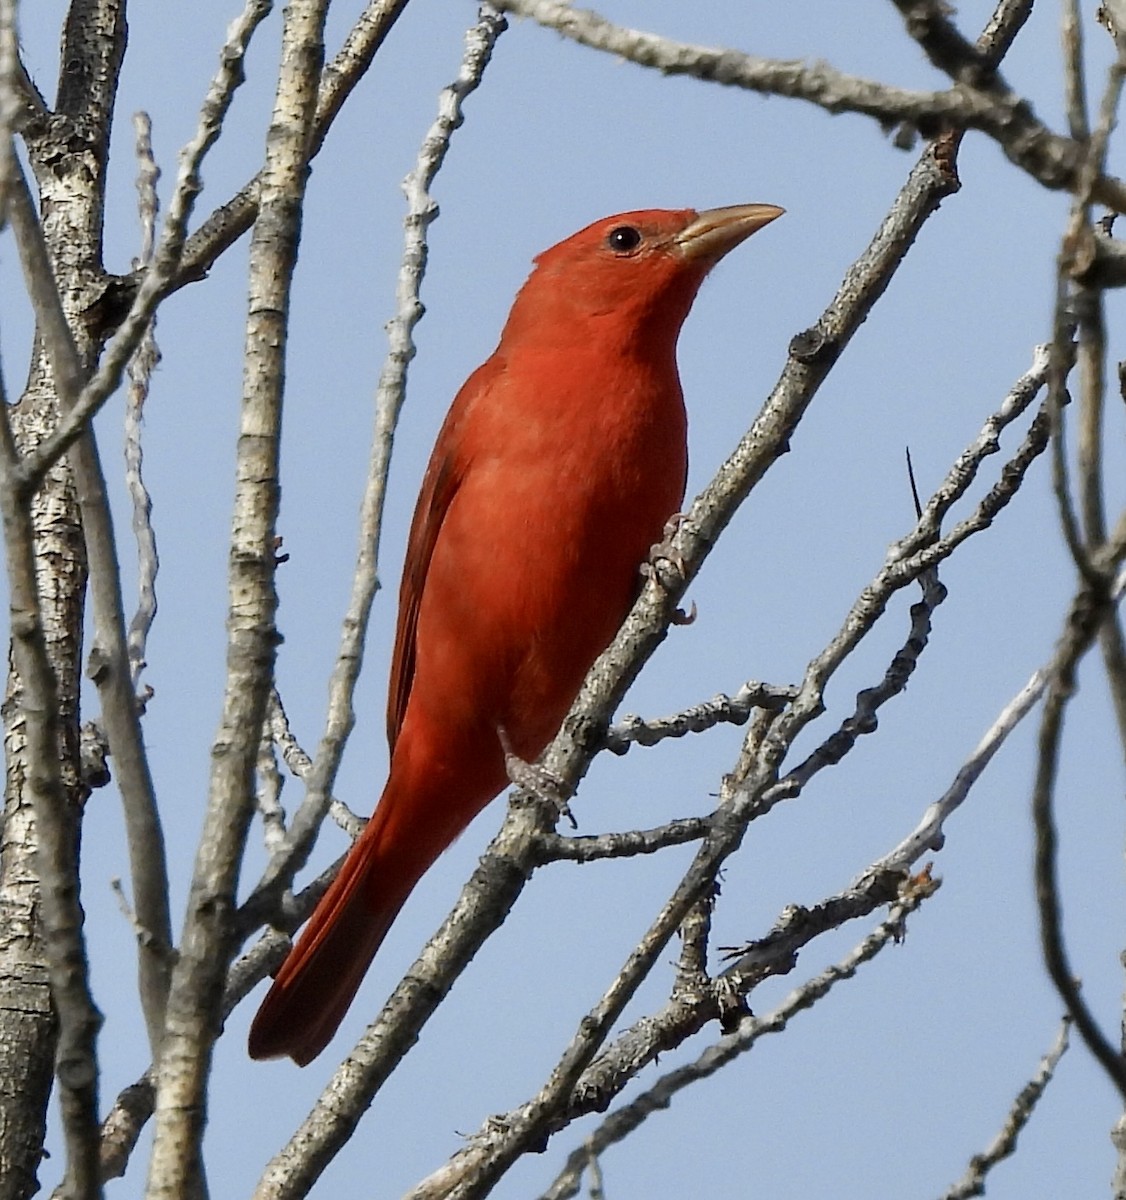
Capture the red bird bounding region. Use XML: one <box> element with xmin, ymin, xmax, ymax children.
<box><xmin>249</xmin><ymin>204</ymin><xmax>783</xmax><ymax>1065</ymax></box>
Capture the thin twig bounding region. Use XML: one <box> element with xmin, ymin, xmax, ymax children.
<box><xmin>936</xmin><ymin>1018</ymin><xmax>1072</xmax><ymax>1200</ymax></box>
<box><xmin>124</xmin><ymin>0</ymin><xmax>412</xmax><ymax>298</ymax></box>
<box><xmin>256</xmin><ymin>721</ymin><xmax>288</xmax><ymax>857</ymax></box>
<box><xmin>535</xmin><ymin>882</ymin><xmax>936</xmax><ymax>1200</ymax></box>
<box><xmin>896</xmin><ymin>342</ymin><xmax>1054</xmax><ymax>554</ymax></box>
<box><xmin>602</xmin><ymin>682</ymin><xmax>796</xmax><ymax>755</ymax></box>
<box><xmin>124</xmin><ymin>111</ymin><xmax>162</xmax><ymax>689</ymax></box>
<box><xmin>536</xmin><ymin>817</ymin><xmax>713</xmax><ymax>864</ymax></box>
<box><xmin>889</xmin><ymin>0</ymin><xmax>1002</xmax><ymax>85</ymax></box>
<box><xmin>779</xmin><ymin>567</ymin><xmax>946</xmax><ymax>794</ymax></box>
<box><xmin>263</xmin><ymin>689</ymin><xmax>365</xmax><ymax>840</ymax></box>
<box><xmin>1062</xmin><ymin>0</ymin><xmax>1091</xmax><ymax>142</ymax></box>
<box><xmin>864</xmin><ymin>668</ymin><xmax>1046</xmax><ymax>879</ymax></box>
<box><xmin>1033</xmin><ymin>567</ymin><xmax>1126</xmax><ymax>1101</ymax></box>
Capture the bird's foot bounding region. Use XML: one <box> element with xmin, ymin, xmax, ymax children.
<box><xmin>643</xmin><ymin>513</ymin><xmax>696</xmax><ymax>624</ymax></box>
<box><xmin>498</xmin><ymin>726</ymin><xmax>576</xmax><ymax>828</ymax></box>
<box><xmin>645</xmin><ymin>512</ymin><xmax>689</xmax><ymax>578</ymax></box>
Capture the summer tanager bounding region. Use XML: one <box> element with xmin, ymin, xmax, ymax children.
<box><xmin>248</xmin><ymin>203</ymin><xmax>783</xmax><ymax>1065</ymax></box>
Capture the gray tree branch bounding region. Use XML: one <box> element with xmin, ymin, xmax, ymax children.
<box><xmin>492</xmin><ymin>0</ymin><xmax>1126</xmax><ymax>212</ymax></box>
<box><xmin>240</xmin><ymin>1</ymin><xmax>507</xmax><ymax>930</ymax></box>
<box><xmin>936</xmin><ymin>1018</ymin><xmax>1072</xmax><ymax>1200</ymax></box>
<box><xmin>146</xmin><ymin>1</ymin><xmax>331</xmax><ymax>1194</ymax></box>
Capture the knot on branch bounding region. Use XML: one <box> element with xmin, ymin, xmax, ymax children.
<box><xmin>80</xmin><ymin>720</ymin><xmax>111</xmax><ymax>790</ymax></box>
<box><xmin>788</xmin><ymin>326</ymin><xmax>836</xmax><ymax>365</ymax></box>
<box><xmin>56</xmin><ymin>1049</ymin><xmax>98</xmax><ymax>1090</ymax></box>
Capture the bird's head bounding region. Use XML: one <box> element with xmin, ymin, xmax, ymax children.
<box><xmin>499</xmin><ymin>204</ymin><xmax>784</xmax><ymax>351</ymax></box>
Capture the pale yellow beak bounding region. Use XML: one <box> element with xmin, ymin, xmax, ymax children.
<box><xmin>675</xmin><ymin>203</ymin><xmax>785</xmax><ymax>263</ymax></box>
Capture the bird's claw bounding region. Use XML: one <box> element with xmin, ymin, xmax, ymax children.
<box><xmin>671</xmin><ymin>600</ymin><xmax>697</xmax><ymax>626</ymax></box>
<box><xmin>645</xmin><ymin>512</ymin><xmax>688</xmax><ymax>575</ymax></box>
<box><xmin>499</xmin><ymin>727</ymin><xmax>576</xmax><ymax>828</ymax></box>
<box><xmin>643</xmin><ymin>513</ymin><xmax>696</xmax><ymax>624</ymax></box>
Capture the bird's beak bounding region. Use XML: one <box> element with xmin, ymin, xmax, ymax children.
<box><xmin>675</xmin><ymin>203</ymin><xmax>785</xmax><ymax>264</ymax></box>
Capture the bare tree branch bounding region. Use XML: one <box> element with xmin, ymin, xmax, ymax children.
<box><xmin>1066</xmin><ymin>29</ymin><xmax>1126</xmax><ymax>749</ymax></box>
<box><xmin>131</xmin><ymin>0</ymin><xmax>413</xmax><ymax>297</ymax></box>
<box><xmin>17</xmin><ymin>0</ymin><xmax>274</xmax><ymax>495</ymax></box>
<box><xmin>889</xmin><ymin>0</ymin><xmax>1006</xmax><ymax>86</ymax></box>
<box><xmin>0</xmin><ymin>420</ymin><xmax>102</xmax><ymax>1198</ymax></box>
<box><xmin>867</xmin><ymin>668</ymin><xmax>1046</xmax><ymax>878</ymax></box>
<box><xmin>240</xmin><ymin>0</ymin><xmax>507</xmax><ymax>929</ymax></box>
<box><xmin>519</xmin><ymin>523</ymin><xmax>1084</xmax><ymax>1197</ymax></box>
<box><xmin>262</xmin><ymin>688</ymin><xmax>365</xmax><ymax>839</ymax></box>
<box><xmin>743</xmin><ymin>367</ymin><xmax>1053</xmax><ymax>848</ymax></box>
<box><xmin>1033</xmin><ymin>566</ymin><xmax>1126</xmax><ymax>1101</ymax></box>
<box><xmin>936</xmin><ymin>1018</ymin><xmax>1072</xmax><ymax>1200</ymax></box>
<box><xmin>2</xmin><ymin>129</ymin><xmax>173</xmax><ymax>1057</ymax></box>
<box><xmin>96</xmin><ymin>1072</ymin><xmax>154</xmax><ymax>1184</ymax></box>
<box><xmin>55</xmin><ymin>0</ymin><xmax>126</xmax><ymax>137</ymax></box>
<box><xmin>123</xmin><ymin>111</ymin><xmax>161</xmax><ymax>689</ymax></box>
<box><xmin>536</xmin><ymin>817</ymin><xmax>713</xmax><ymax>864</ymax></box>
<box><xmin>251</xmin><ymin>106</ymin><xmax>966</xmax><ymax>1200</ymax></box>
<box><xmin>146</xmin><ymin>2</ymin><xmax>331</xmax><ymax>1194</ymax></box>
<box><xmin>0</xmin><ymin>32</ymin><xmax>101</xmax><ymax>1190</ymax></box>
<box><xmin>256</xmin><ymin>715</ymin><xmax>288</xmax><ymax>858</ymax></box>
<box><xmin>602</xmin><ymin>681</ymin><xmax>795</xmax><ymax>755</ymax></box>
<box><xmin>557</xmin><ymin>866</ymin><xmax>918</xmax><ymax>1123</ymax></box>
<box><xmin>492</xmin><ymin>0</ymin><xmax>1126</xmax><ymax>212</ymax></box>
<box><xmin>535</xmin><ymin>880</ymin><xmax>937</xmax><ymax>1200</ymax></box>
<box><xmin>1062</xmin><ymin>0</ymin><xmax>1091</xmax><ymax>142</ymax></box>
<box><xmin>94</xmin><ymin>875</ymin><xmax>333</xmax><ymax>1185</ymax></box>
<box><xmin>779</xmin><ymin>565</ymin><xmax>946</xmax><ymax>794</ymax></box>
<box><xmin>4</xmin><ymin>0</ymin><xmax>1120</xmax><ymax>1194</ymax></box>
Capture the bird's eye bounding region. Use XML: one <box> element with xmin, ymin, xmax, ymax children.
<box><xmin>606</xmin><ymin>225</ymin><xmax>643</xmax><ymax>254</ymax></box>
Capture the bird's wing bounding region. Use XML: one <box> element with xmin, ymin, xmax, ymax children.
<box><xmin>386</xmin><ymin>358</ymin><xmax>499</xmax><ymax>750</ymax></box>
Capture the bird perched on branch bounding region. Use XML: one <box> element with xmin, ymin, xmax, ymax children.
<box><xmin>249</xmin><ymin>202</ymin><xmax>783</xmax><ymax>1065</ymax></box>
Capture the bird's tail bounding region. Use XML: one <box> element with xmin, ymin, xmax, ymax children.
<box><xmin>247</xmin><ymin>809</ymin><xmax>411</xmax><ymax>1067</ymax></box>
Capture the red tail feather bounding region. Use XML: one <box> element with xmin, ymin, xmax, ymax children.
<box><xmin>248</xmin><ymin>815</ymin><xmax>408</xmax><ymax>1067</ymax></box>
